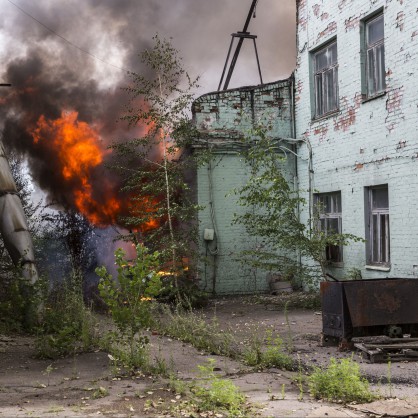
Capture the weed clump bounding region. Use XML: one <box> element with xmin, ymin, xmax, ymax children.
<box><xmin>193</xmin><ymin>359</ymin><xmax>249</xmax><ymax>416</ymax></box>
<box><xmin>244</xmin><ymin>330</ymin><xmax>294</xmax><ymax>371</ymax></box>
<box><xmin>154</xmin><ymin>305</ymin><xmax>239</xmax><ymax>359</ymax></box>
<box><xmin>309</xmin><ymin>357</ymin><xmax>378</xmax><ymax>403</ymax></box>
<box><xmin>96</xmin><ymin>244</ymin><xmax>161</xmax><ymax>373</ymax></box>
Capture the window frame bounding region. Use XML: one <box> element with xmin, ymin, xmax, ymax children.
<box><xmin>362</xmin><ymin>11</ymin><xmax>386</xmax><ymax>99</ymax></box>
<box><xmin>312</xmin><ymin>40</ymin><xmax>339</xmax><ymax>119</ymax></box>
<box><xmin>366</xmin><ymin>185</ymin><xmax>390</xmax><ymax>266</ymax></box>
<box><xmin>315</xmin><ymin>191</ymin><xmax>343</xmax><ymax>264</ymax></box>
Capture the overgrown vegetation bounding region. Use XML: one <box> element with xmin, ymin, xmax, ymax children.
<box><xmin>233</xmin><ymin>123</ymin><xmax>363</xmax><ymax>286</ymax></box>
<box><xmin>243</xmin><ymin>329</ymin><xmax>294</xmax><ymax>370</ymax></box>
<box><xmin>35</xmin><ymin>274</ymin><xmax>99</xmax><ymax>359</ymax></box>
<box><xmin>166</xmin><ymin>359</ymin><xmax>252</xmax><ymax>417</ymax></box>
<box><xmin>96</xmin><ymin>244</ymin><xmax>161</xmax><ymax>372</ymax></box>
<box><xmin>112</xmin><ymin>35</ymin><xmax>201</xmax><ymax>301</ymax></box>
<box><xmin>153</xmin><ymin>304</ymin><xmax>240</xmax><ymax>359</ymax></box>
<box><xmin>192</xmin><ymin>358</ymin><xmax>249</xmax><ymax>416</ymax></box>
<box><xmin>309</xmin><ymin>357</ymin><xmax>378</xmax><ymax>403</ymax></box>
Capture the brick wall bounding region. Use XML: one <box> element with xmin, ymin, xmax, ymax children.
<box><xmin>193</xmin><ymin>81</ymin><xmax>295</xmax><ymax>294</ymax></box>
<box><xmin>295</xmin><ymin>0</ymin><xmax>418</xmax><ymax>279</ymax></box>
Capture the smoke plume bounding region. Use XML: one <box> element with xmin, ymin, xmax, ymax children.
<box><xmin>0</xmin><ymin>0</ymin><xmax>296</xmax><ymax>224</ymax></box>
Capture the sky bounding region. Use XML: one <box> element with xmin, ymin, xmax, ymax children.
<box><xmin>0</xmin><ymin>0</ymin><xmax>296</xmax><ymax>94</ymax></box>
<box><xmin>0</xmin><ymin>0</ymin><xmax>296</xmax><ymax>216</ymax></box>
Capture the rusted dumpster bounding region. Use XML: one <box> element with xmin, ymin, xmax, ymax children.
<box><xmin>321</xmin><ymin>279</ymin><xmax>418</xmax><ymax>342</ymax></box>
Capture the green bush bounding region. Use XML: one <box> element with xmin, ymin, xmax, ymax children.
<box><xmin>309</xmin><ymin>357</ymin><xmax>377</xmax><ymax>403</ymax></box>
<box><xmin>194</xmin><ymin>359</ymin><xmax>247</xmax><ymax>416</ymax></box>
<box><xmin>244</xmin><ymin>330</ymin><xmax>293</xmax><ymax>371</ymax></box>
<box><xmin>35</xmin><ymin>275</ymin><xmax>99</xmax><ymax>358</ymax></box>
<box><xmin>96</xmin><ymin>244</ymin><xmax>161</xmax><ymax>371</ymax></box>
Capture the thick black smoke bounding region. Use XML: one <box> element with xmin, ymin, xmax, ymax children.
<box><xmin>0</xmin><ymin>0</ymin><xmax>296</xmax><ymax>215</ymax></box>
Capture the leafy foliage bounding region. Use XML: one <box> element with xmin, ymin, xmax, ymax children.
<box><xmin>112</xmin><ymin>35</ymin><xmax>201</xmax><ymax>287</ymax></box>
<box><xmin>193</xmin><ymin>359</ymin><xmax>248</xmax><ymax>416</ymax></box>
<box><xmin>35</xmin><ymin>274</ymin><xmax>99</xmax><ymax>358</ymax></box>
<box><xmin>96</xmin><ymin>244</ymin><xmax>161</xmax><ymax>371</ymax></box>
<box><xmin>243</xmin><ymin>329</ymin><xmax>293</xmax><ymax>370</ymax></box>
<box><xmin>234</xmin><ymin>123</ymin><xmax>363</xmax><ymax>283</ymax></box>
<box><xmin>309</xmin><ymin>357</ymin><xmax>378</xmax><ymax>403</ymax></box>
<box><xmin>38</xmin><ymin>209</ymin><xmax>97</xmax><ymax>279</ymax></box>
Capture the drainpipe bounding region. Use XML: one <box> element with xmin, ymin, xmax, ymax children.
<box><xmin>207</xmin><ymin>157</ymin><xmax>219</xmax><ymax>295</ymax></box>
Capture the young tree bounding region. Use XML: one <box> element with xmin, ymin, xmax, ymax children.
<box><xmin>233</xmin><ymin>124</ymin><xmax>362</xmax><ymax>286</ymax></box>
<box><xmin>113</xmin><ymin>35</ymin><xmax>200</xmax><ymax>288</ymax></box>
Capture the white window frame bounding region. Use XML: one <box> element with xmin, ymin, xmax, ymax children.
<box><xmin>313</xmin><ymin>41</ymin><xmax>339</xmax><ymax>118</ymax></box>
<box><xmin>365</xmin><ymin>13</ymin><xmax>385</xmax><ymax>98</ymax></box>
<box><xmin>367</xmin><ymin>186</ymin><xmax>390</xmax><ymax>266</ymax></box>
<box><xmin>315</xmin><ymin>192</ymin><xmax>343</xmax><ymax>263</ymax></box>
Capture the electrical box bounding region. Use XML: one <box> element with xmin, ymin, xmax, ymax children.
<box><xmin>203</xmin><ymin>228</ymin><xmax>214</xmax><ymax>241</ymax></box>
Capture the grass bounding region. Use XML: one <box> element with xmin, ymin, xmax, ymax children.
<box><xmin>309</xmin><ymin>356</ymin><xmax>378</xmax><ymax>403</ymax></box>
<box><xmin>243</xmin><ymin>330</ymin><xmax>294</xmax><ymax>371</ymax></box>
<box><xmin>35</xmin><ymin>275</ymin><xmax>100</xmax><ymax>359</ymax></box>
<box><xmin>168</xmin><ymin>359</ymin><xmax>252</xmax><ymax>417</ymax></box>
<box><xmin>244</xmin><ymin>291</ymin><xmax>321</xmax><ymax>310</ymax></box>
<box><xmin>153</xmin><ymin>304</ymin><xmax>240</xmax><ymax>359</ymax></box>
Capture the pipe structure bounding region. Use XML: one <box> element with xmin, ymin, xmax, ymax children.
<box><xmin>0</xmin><ymin>142</ymin><xmax>38</xmax><ymax>284</ymax></box>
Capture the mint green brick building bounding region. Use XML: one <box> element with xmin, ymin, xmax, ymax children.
<box><xmin>193</xmin><ymin>0</ymin><xmax>418</xmax><ymax>294</ymax></box>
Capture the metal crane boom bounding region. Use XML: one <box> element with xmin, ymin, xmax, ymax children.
<box><xmin>218</xmin><ymin>0</ymin><xmax>262</xmax><ymax>91</ymax></box>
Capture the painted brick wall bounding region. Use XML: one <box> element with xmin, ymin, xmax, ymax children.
<box><xmin>193</xmin><ymin>81</ymin><xmax>295</xmax><ymax>294</ymax></box>
<box><xmin>295</xmin><ymin>0</ymin><xmax>418</xmax><ymax>279</ymax></box>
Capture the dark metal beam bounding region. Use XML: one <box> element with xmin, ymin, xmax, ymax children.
<box><xmin>219</xmin><ymin>0</ymin><xmax>260</xmax><ymax>91</ymax></box>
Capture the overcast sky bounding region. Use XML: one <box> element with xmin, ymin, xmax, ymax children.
<box><xmin>0</xmin><ymin>0</ymin><xmax>296</xmax><ymax>94</ymax></box>
<box><xmin>0</xmin><ymin>0</ymin><xmax>296</xmax><ymax>211</ymax></box>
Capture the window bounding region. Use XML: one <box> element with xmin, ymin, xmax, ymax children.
<box><xmin>367</xmin><ymin>185</ymin><xmax>390</xmax><ymax>265</ymax></box>
<box><xmin>315</xmin><ymin>192</ymin><xmax>342</xmax><ymax>262</ymax></box>
<box><xmin>365</xmin><ymin>14</ymin><xmax>385</xmax><ymax>97</ymax></box>
<box><xmin>313</xmin><ymin>41</ymin><xmax>339</xmax><ymax>117</ymax></box>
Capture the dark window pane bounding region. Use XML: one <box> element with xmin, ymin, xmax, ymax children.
<box><xmin>316</xmin><ymin>48</ymin><xmax>329</xmax><ymax>71</ymax></box>
<box><xmin>376</xmin><ymin>43</ymin><xmax>385</xmax><ymax>92</ymax></box>
<box><xmin>372</xmin><ymin>214</ymin><xmax>379</xmax><ymax>262</ymax></box>
<box><xmin>367</xmin><ymin>15</ymin><xmax>384</xmax><ymax>46</ymax></box>
<box><xmin>328</xmin><ymin>218</ymin><xmax>339</xmax><ymax>234</ymax></box>
<box><xmin>315</xmin><ymin>74</ymin><xmax>323</xmax><ymax>116</ymax></box>
<box><xmin>328</xmin><ymin>42</ymin><xmax>338</xmax><ymax>65</ymax></box>
<box><xmin>372</xmin><ymin>187</ymin><xmax>388</xmax><ymax>209</ymax></box>
<box><xmin>367</xmin><ymin>48</ymin><xmax>376</xmax><ymax>96</ymax></box>
<box><xmin>333</xmin><ymin>193</ymin><xmax>341</xmax><ymax>213</ymax></box>
<box><xmin>327</xmin><ymin>245</ymin><xmax>342</xmax><ymax>262</ymax></box>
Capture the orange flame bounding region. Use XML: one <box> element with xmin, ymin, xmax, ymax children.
<box><xmin>31</xmin><ymin>110</ymin><xmax>120</xmax><ymax>225</ymax></box>
<box><xmin>29</xmin><ymin>109</ymin><xmax>166</xmax><ymax>232</ymax></box>
<box><xmin>128</xmin><ymin>195</ymin><xmax>162</xmax><ymax>232</ymax></box>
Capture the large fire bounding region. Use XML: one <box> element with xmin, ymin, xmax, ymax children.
<box><xmin>28</xmin><ymin>109</ymin><xmax>166</xmax><ymax>233</ymax></box>
<box><xmin>30</xmin><ymin>110</ymin><xmax>121</xmax><ymax>225</ymax></box>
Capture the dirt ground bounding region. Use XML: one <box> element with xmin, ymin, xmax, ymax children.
<box><xmin>1</xmin><ymin>294</ymin><xmax>418</xmax><ymax>417</ymax></box>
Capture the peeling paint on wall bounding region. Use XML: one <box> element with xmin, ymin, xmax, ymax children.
<box><xmin>396</xmin><ymin>11</ymin><xmax>405</xmax><ymax>31</ymax></box>
<box><xmin>345</xmin><ymin>14</ymin><xmax>363</xmax><ymax>31</ymax></box>
<box><xmin>317</xmin><ymin>21</ymin><xmax>337</xmax><ymax>41</ymax></box>
<box><xmin>334</xmin><ymin>93</ymin><xmax>362</xmax><ymax>132</ymax></box>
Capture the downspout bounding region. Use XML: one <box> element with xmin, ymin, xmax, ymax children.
<box><xmin>207</xmin><ymin>155</ymin><xmax>219</xmax><ymax>295</ymax></box>
<box><xmin>289</xmin><ymin>74</ymin><xmax>302</xmax><ymax>275</ymax></box>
